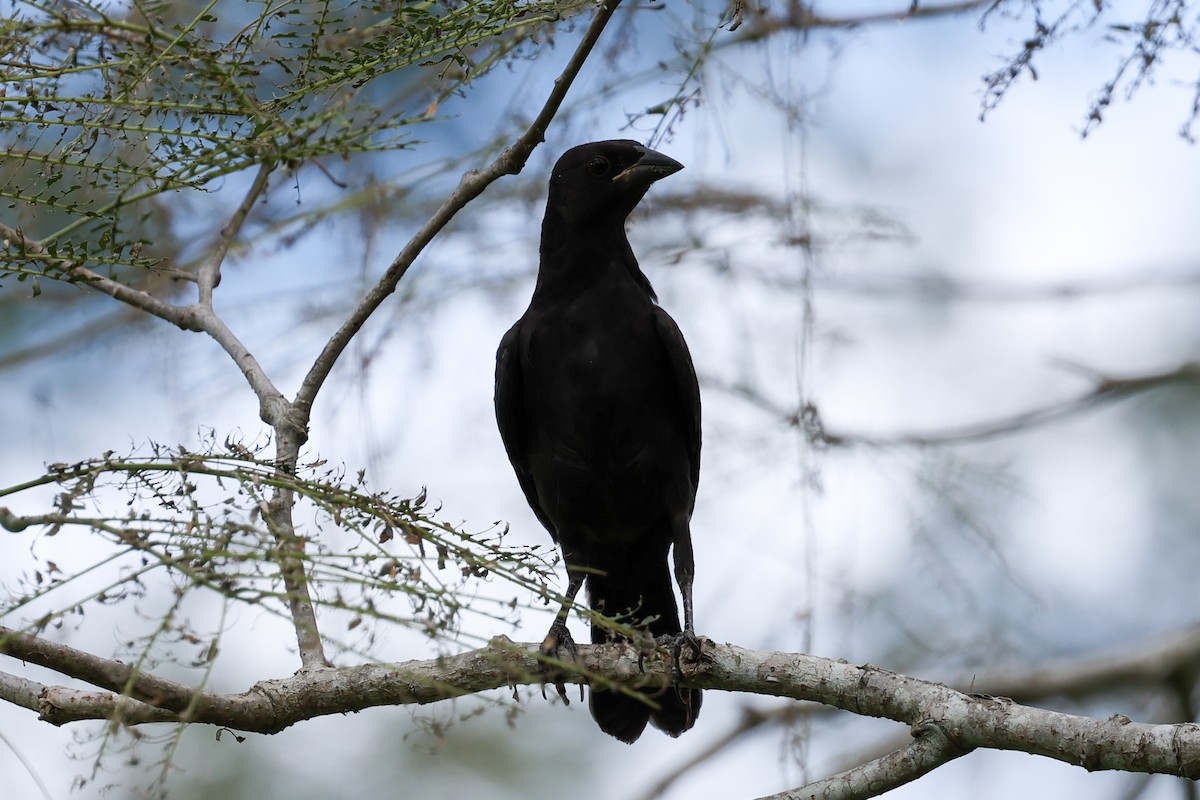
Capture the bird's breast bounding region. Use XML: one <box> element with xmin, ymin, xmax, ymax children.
<box><xmin>512</xmin><ymin>275</ymin><xmax>695</xmax><ymax>542</ymax></box>
<box><xmin>523</xmin><ymin>302</ymin><xmax>683</xmax><ymax>479</ymax></box>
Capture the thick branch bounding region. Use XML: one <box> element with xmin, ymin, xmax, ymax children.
<box><xmin>654</xmin><ymin>625</ymin><xmax>1200</xmax><ymax>800</ymax></box>
<box><xmin>696</xmin><ymin>648</ymin><xmax>1200</xmax><ymax>779</ymax></box>
<box><xmin>821</xmin><ymin>623</ymin><xmax>1200</xmax><ymax>780</ymax></box>
<box><xmin>0</xmin><ymin>669</ymin><xmax>45</xmax><ymax>712</ymax></box>
<box><xmin>0</xmin><ymin>625</ymin><xmax>246</xmax><ymax>717</ymax></box>
<box><xmin>5</xmin><ymin>630</ymin><xmax>1200</xmax><ymax>785</ymax></box>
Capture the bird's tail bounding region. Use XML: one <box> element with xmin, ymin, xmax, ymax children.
<box><xmin>586</xmin><ymin>559</ymin><xmax>702</xmax><ymax>743</ymax></box>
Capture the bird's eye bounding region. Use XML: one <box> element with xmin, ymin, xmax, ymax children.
<box><xmin>586</xmin><ymin>156</ymin><xmax>610</xmax><ymax>176</ymax></box>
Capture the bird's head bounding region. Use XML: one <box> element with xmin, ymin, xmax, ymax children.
<box><xmin>545</xmin><ymin>140</ymin><xmax>683</xmax><ymax>226</ymax></box>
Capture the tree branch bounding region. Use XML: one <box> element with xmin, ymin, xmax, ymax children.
<box><xmin>761</xmin><ymin>721</ymin><xmax>968</xmax><ymax>800</ymax></box>
<box><xmin>292</xmin><ymin>0</ymin><xmax>625</xmax><ymax>424</ymax></box>
<box><xmin>260</xmin><ymin>481</ymin><xmax>328</xmax><ymax>669</ymax></box>
<box><xmin>821</xmin><ymin>361</ymin><xmax>1200</xmax><ymax>447</ymax></box>
<box><xmin>733</xmin><ymin>0</ymin><xmax>995</xmax><ymax>43</ymax></box>
<box><xmin>0</xmin><ymin>669</ymin><xmax>46</xmax><ymax>712</ymax></box>
<box><xmin>955</xmin><ymin>622</ymin><xmax>1200</xmax><ymax>702</ymax></box>
<box><xmin>646</xmin><ymin>624</ymin><xmax>1200</xmax><ymax>800</ymax></box>
<box><xmin>711</xmin><ymin>361</ymin><xmax>1200</xmax><ymax>448</ymax></box>
<box><xmin>0</xmin><ymin>223</ymin><xmax>201</xmax><ymax>331</ymax></box>
<box><xmin>0</xmin><ymin>220</ymin><xmax>292</xmax><ymax>429</ymax></box>
<box><xmin>6</xmin><ymin>628</ymin><xmax>1200</xmax><ymax>787</ymax></box>
<box><xmin>636</xmin><ymin>703</ymin><xmax>826</xmax><ymax>800</ymax></box>
<box><xmin>197</xmin><ymin>161</ymin><xmax>273</xmax><ymax>306</ymax></box>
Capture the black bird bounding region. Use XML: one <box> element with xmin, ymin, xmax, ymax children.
<box><xmin>494</xmin><ymin>140</ymin><xmax>701</xmax><ymax>743</ymax></box>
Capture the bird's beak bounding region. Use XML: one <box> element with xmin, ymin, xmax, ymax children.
<box><xmin>612</xmin><ymin>147</ymin><xmax>683</xmax><ymax>185</ymax></box>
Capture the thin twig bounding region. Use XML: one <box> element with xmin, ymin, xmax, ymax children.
<box><xmin>710</xmin><ymin>361</ymin><xmax>1200</xmax><ymax>448</ymax></box>
<box><xmin>0</xmin><ymin>307</ymin><xmax>143</xmax><ymax>371</ymax></box>
<box><xmin>292</xmin><ymin>0</ymin><xmax>625</xmax><ymax>424</ymax></box>
<box><xmin>0</xmin><ymin>221</ymin><xmax>292</xmax><ymax>428</ymax></box>
<box><xmin>824</xmin><ymin>362</ymin><xmax>1200</xmax><ymax>447</ymax></box>
<box><xmin>636</xmin><ymin>704</ymin><xmax>824</xmax><ymax>800</ymax></box>
<box><xmin>733</xmin><ymin>0</ymin><xmax>995</xmax><ymax>44</ymax></box>
<box><xmin>198</xmin><ymin>161</ymin><xmax>273</xmax><ymax>305</ymax></box>
<box><xmin>810</xmin><ymin>269</ymin><xmax>1200</xmax><ymax>302</ymax></box>
<box><xmin>0</xmin><ymin>223</ymin><xmax>200</xmax><ymax>331</ymax></box>
<box><xmin>0</xmin><ymin>725</ymin><xmax>55</xmax><ymax>800</ymax></box>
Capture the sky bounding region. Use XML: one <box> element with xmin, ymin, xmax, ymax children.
<box><xmin>4</xmin><ymin>2</ymin><xmax>1200</xmax><ymax>799</ymax></box>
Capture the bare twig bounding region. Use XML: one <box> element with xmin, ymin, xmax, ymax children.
<box><xmin>810</xmin><ymin>269</ymin><xmax>1200</xmax><ymax>302</ymax></box>
<box><xmin>956</xmin><ymin>622</ymin><xmax>1200</xmax><ymax>701</ymax></box>
<box><xmin>636</xmin><ymin>704</ymin><xmax>826</xmax><ymax>800</ymax></box>
<box><xmin>292</xmin><ymin>0</ymin><xmax>625</xmax><ymax>424</ymax></box>
<box><xmin>734</xmin><ymin>0</ymin><xmax>994</xmax><ymax>43</ymax></box>
<box><xmin>0</xmin><ymin>724</ymin><xmax>54</xmax><ymax>800</ymax></box>
<box><xmin>710</xmin><ymin>361</ymin><xmax>1200</xmax><ymax>448</ymax></box>
<box><xmin>0</xmin><ymin>223</ymin><xmax>200</xmax><ymax>332</ymax></box>
<box><xmin>823</xmin><ymin>362</ymin><xmax>1200</xmax><ymax>447</ymax></box>
<box><xmin>197</xmin><ymin>161</ymin><xmax>273</xmax><ymax>305</ymax></box>
<box><xmin>0</xmin><ymin>221</ymin><xmax>291</xmax><ymax>429</ymax></box>
<box><xmin>759</xmin><ymin>721</ymin><xmax>968</xmax><ymax>800</ymax></box>
<box><xmin>0</xmin><ymin>307</ymin><xmax>143</xmax><ymax>370</ymax></box>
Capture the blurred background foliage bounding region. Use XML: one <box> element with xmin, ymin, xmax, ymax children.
<box><xmin>5</xmin><ymin>1</ymin><xmax>1200</xmax><ymax>799</ymax></box>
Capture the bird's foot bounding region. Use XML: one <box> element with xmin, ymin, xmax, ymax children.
<box><xmin>656</xmin><ymin>631</ymin><xmax>703</xmax><ymax>684</ymax></box>
<box><xmin>539</xmin><ymin>621</ymin><xmax>582</xmax><ymax>704</ymax></box>
<box><xmin>634</xmin><ymin>628</ymin><xmax>661</xmax><ymax>674</ymax></box>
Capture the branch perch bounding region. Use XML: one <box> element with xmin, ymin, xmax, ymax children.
<box><xmin>5</xmin><ymin>629</ymin><xmax>1200</xmax><ymax>789</ymax></box>
<box><xmin>643</xmin><ymin>623</ymin><xmax>1200</xmax><ymax>800</ymax></box>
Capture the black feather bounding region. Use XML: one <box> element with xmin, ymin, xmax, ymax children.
<box><xmin>494</xmin><ymin>140</ymin><xmax>701</xmax><ymax>742</ymax></box>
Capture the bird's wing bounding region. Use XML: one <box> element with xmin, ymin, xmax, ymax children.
<box><xmin>494</xmin><ymin>320</ymin><xmax>558</xmax><ymax>541</ymax></box>
<box><xmin>652</xmin><ymin>306</ymin><xmax>701</xmax><ymax>496</ymax></box>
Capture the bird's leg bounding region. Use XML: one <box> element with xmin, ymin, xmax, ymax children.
<box><xmin>667</xmin><ymin>522</ymin><xmax>702</xmax><ymax>683</ymax></box>
<box><xmin>540</xmin><ymin>565</ymin><xmax>584</xmax><ymax>703</ymax></box>
<box><xmin>542</xmin><ymin>565</ymin><xmax>584</xmax><ymax>656</ymax></box>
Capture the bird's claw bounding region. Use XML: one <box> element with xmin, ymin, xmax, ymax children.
<box><xmin>657</xmin><ymin>631</ymin><xmax>703</xmax><ymax>684</ymax></box>
<box><xmin>635</xmin><ymin>628</ymin><xmax>660</xmax><ymax>673</ymax></box>
<box><xmin>539</xmin><ymin>621</ymin><xmax>582</xmax><ymax>704</ymax></box>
